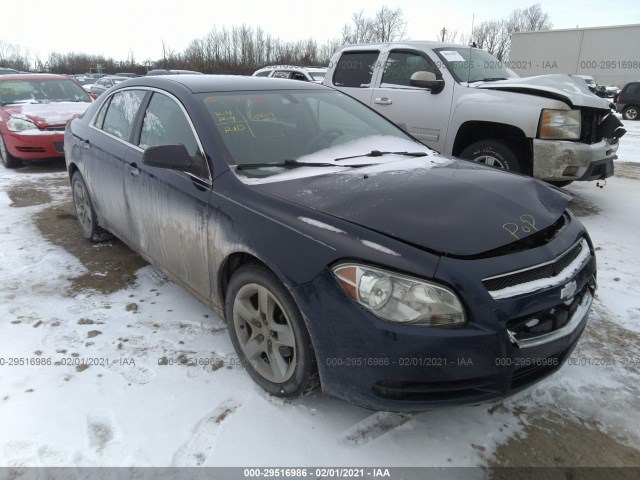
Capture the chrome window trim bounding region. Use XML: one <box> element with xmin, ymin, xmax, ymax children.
<box><xmin>88</xmin><ymin>86</ymin><xmax>212</xmax><ymax>185</ymax></box>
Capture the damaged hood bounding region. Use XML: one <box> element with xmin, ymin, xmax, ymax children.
<box><xmin>2</xmin><ymin>102</ymin><xmax>90</xmax><ymax>128</ymax></box>
<box><xmin>475</xmin><ymin>74</ymin><xmax>612</xmax><ymax>109</ymax></box>
<box><xmin>252</xmin><ymin>157</ymin><xmax>570</xmax><ymax>257</ymax></box>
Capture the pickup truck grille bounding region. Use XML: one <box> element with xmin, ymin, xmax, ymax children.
<box><xmin>580</xmin><ymin>109</ymin><xmax>601</xmax><ymax>144</ymax></box>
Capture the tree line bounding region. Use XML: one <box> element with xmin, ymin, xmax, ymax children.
<box><xmin>1</xmin><ymin>4</ymin><xmax>550</xmax><ymax>74</ymax></box>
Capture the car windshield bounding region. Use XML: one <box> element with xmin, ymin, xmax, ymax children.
<box><xmin>0</xmin><ymin>79</ymin><xmax>91</xmax><ymax>105</ymax></box>
<box><xmin>200</xmin><ymin>89</ymin><xmax>423</xmax><ymax>177</ymax></box>
<box><xmin>434</xmin><ymin>47</ymin><xmax>519</xmax><ymax>83</ymax></box>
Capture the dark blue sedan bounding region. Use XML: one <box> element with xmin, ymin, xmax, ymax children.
<box><xmin>64</xmin><ymin>75</ymin><xmax>597</xmax><ymax>410</ymax></box>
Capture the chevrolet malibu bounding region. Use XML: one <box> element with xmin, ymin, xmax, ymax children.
<box><xmin>1</xmin><ymin>74</ymin><xmax>92</xmax><ymax>168</ymax></box>
<box><xmin>64</xmin><ymin>75</ymin><xmax>597</xmax><ymax>410</ymax></box>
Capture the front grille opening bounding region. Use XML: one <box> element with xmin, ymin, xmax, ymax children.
<box><xmin>484</xmin><ymin>238</ymin><xmax>582</xmax><ymax>292</ymax></box>
<box><xmin>16</xmin><ymin>146</ymin><xmax>46</xmax><ymax>153</ymax></box>
<box><xmin>507</xmin><ymin>285</ymin><xmax>588</xmax><ymax>341</ymax></box>
<box><xmin>372</xmin><ymin>378</ymin><xmax>495</xmax><ymax>402</ymax></box>
<box><xmin>53</xmin><ymin>142</ymin><xmax>65</xmax><ymax>152</ymax></box>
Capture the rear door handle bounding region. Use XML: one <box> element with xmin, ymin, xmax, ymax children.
<box><xmin>374</xmin><ymin>97</ymin><xmax>393</xmax><ymax>105</ymax></box>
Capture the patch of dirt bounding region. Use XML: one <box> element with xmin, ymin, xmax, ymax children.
<box><xmin>615</xmin><ymin>162</ymin><xmax>640</xmax><ymax>181</ymax></box>
<box><xmin>6</xmin><ymin>179</ymin><xmax>63</xmax><ymax>207</ymax></box>
<box><xmin>33</xmin><ymin>191</ymin><xmax>147</xmax><ymax>295</ymax></box>
<box><xmin>488</xmin><ymin>413</ymin><xmax>640</xmax><ymax>477</ymax></box>
<box><xmin>567</xmin><ymin>192</ymin><xmax>602</xmax><ymax>217</ymax></box>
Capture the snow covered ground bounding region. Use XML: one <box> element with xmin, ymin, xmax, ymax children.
<box><xmin>0</xmin><ymin>119</ymin><xmax>639</xmax><ymax>473</ymax></box>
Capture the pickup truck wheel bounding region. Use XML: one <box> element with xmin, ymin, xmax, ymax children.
<box><xmin>622</xmin><ymin>106</ymin><xmax>639</xmax><ymax>121</ymax></box>
<box><xmin>460</xmin><ymin>140</ymin><xmax>522</xmax><ymax>173</ymax></box>
<box><xmin>225</xmin><ymin>264</ymin><xmax>319</xmax><ymax>398</ymax></box>
<box><xmin>0</xmin><ymin>133</ymin><xmax>22</xmax><ymax>169</ymax></box>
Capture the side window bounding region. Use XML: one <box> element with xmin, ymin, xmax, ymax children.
<box><xmin>93</xmin><ymin>96</ymin><xmax>111</xmax><ymax>129</ymax></box>
<box><xmin>332</xmin><ymin>51</ymin><xmax>379</xmax><ymax>88</ymax></box>
<box><xmin>626</xmin><ymin>83</ymin><xmax>640</xmax><ymax>96</ymax></box>
<box><xmin>255</xmin><ymin>71</ymin><xmax>271</xmax><ymax>77</ymax></box>
<box><xmin>272</xmin><ymin>71</ymin><xmax>290</xmax><ymax>79</ymax></box>
<box><xmin>291</xmin><ymin>72</ymin><xmax>307</xmax><ymax>81</ymax></box>
<box><xmin>139</xmin><ymin>92</ymin><xmax>199</xmax><ymax>159</ymax></box>
<box><xmin>101</xmin><ymin>90</ymin><xmax>145</xmax><ymax>141</ymax></box>
<box><xmin>382</xmin><ymin>51</ymin><xmax>439</xmax><ymax>87</ymax></box>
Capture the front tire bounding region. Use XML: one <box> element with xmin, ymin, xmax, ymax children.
<box><xmin>225</xmin><ymin>264</ymin><xmax>318</xmax><ymax>398</ymax></box>
<box><xmin>71</xmin><ymin>172</ymin><xmax>112</xmax><ymax>242</ymax></box>
<box><xmin>0</xmin><ymin>133</ymin><xmax>22</xmax><ymax>168</ymax></box>
<box><xmin>622</xmin><ymin>106</ymin><xmax>639</xmax><ymax>121</ymax></box>
<box><xmin>460</xmin><ymin>140</ymin><xmax>522</xmax><ymax>173</ymax></box>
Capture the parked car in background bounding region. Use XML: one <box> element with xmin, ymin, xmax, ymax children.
<box><xmin>253</xmin><ymin>65</ymin><xmax>327</xmax><ymax>83</ymax></box>
<box><xmin>115</xmin><ymin>72</ymin><xmax>140</xmax><ymax>78</ymax></box>
<box><xmin>615</xmin><ymin>81</ymin><xmax>640</xmax><ymax>120</ymax></box>
<box><xmin>90</xmin><ymin>75</ymin><xmax>130</xmax><ymax>96</ymax></box>
<box><xmin>324</xmin><ymin>42</ymin><xmax>625</xmax><ymax>186</ymax></box>
<box><xmin>0</xmin><ymin>74</ymin><xmax>92</xmax><ymax>168</ymax></box>
<box><xmin>146</xmin><ymin>69</ymin><xmax>203</xmax><ymax>76</ymax></box>
<box><xmin>65</xmin><ymin>75</ymin><xmax>597</xmax><ymax>410</ymax></box>
<box><xmin>574</xmin><ymin>75</ymin><xmax>597</xmax><ymax>93</ymax></box>
<box><xmin>0</xmin><ymin>67</ymin><xmax>21</xmax><ymax>75</ymax></box>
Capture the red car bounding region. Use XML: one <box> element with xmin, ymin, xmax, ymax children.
<box><xmin>0</xmin><ymin>74</ymin><xmax>92</xmax><ymax>168</ymax></box>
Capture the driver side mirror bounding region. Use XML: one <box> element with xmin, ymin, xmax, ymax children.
<box><xmin>410</xmin><ymin>71</ymin><xmax>445</xmax><ymax>94</ymax></box>
<box><xmin>143</xmin><ymin>144</ymin><xmax>193</xmax><ymax>171</ymax></box>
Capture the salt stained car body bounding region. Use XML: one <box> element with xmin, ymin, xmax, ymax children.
<box><xmin>64</xmin><ymin>76</ymin><xmax>597</xmax><ymax>410</ymax></box>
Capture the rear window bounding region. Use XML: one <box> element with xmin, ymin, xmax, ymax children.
<box><xmin>99</xmin><ymin>89</ymin><xmax>146</xmax><ymax>141</ymax></box>
<box><xmin>332</xmin><ymin>51</ymin><xmax>379</xmax><ymax>88</ymax></box>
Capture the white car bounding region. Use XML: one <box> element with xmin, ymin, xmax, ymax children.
<box><xmin>252</xmin><ymin>66</ymin><xmax>327</xmax><ymax>83</ymax></box>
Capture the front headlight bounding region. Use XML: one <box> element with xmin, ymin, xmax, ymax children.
<box><xmin>333</xmin><ymin>263</ymin><xmax>466</xmax><ymax>326</ymax></box>
<box><xmin>7</xmin><ymin>117</ymin><xmax>38</xmax><ymax>132</ymax></box>
<box><xmin>539</xmin><ymin>109</ymin><xmax>581</xmax><ymax>140</ymax></box>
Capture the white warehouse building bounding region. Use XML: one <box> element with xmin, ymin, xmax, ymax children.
<box><xmin>509</xmin><ymin>24</ymin><xmax>640</xmax><ymax>88</ymax></box>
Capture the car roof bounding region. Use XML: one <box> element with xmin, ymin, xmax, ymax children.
<box><xmin>119</xmin><ymin>74</ymin><xmax>328</xmax><ymax>93</ymax></box>
<box><xmin>0</xmin><ymin>73</ymin><xmax>71</xmax><ymax>81</ymax></box>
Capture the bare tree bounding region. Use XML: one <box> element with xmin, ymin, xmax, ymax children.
<box><xmin>471</xmin><ymin>3</ymin><xmax>552</xmax><ymax>60</ymax></box>
<box><xmin>439</xmin><ymin>27</ymin><xmax>460</xmax><ymax>43</ymax></box>
<box><xmin>341</xmin><ymin>6</ymin><xmax>407</xmax><ymax>44</ymax></box>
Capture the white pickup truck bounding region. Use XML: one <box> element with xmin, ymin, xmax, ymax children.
<box><xmin>323</xmin><ymin>41</ymin><xmax>626</xmax><ymax>185</ymax></box>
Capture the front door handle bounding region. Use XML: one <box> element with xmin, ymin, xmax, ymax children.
<box><xmin>127</xmin><ymin>163</ymin><xmax>140</xmax><ymax>177</ymax></box>
<box><xmin>374</xmin><ymin>97</ymin><xmax>393</xmax><ymax>106</ymax></box>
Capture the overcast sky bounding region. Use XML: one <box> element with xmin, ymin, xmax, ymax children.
<box><xmin>2</xmin><ymin>0</ymin><xmax>639</xmax><ymax>66</ymax></box>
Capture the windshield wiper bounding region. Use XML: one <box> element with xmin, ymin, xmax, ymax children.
<box><xmin>334</xmin><ymin>150</ymin><xmax>428</xmax><ymax>162</ymax></box>
<box><xmin>236</xmin><ymin>159</ymin><xmax>373</xmax><ymax>170</ymax></box>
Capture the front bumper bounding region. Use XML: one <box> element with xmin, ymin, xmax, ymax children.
<box><xmin>291</xmin><ymin>222</ymin><xmax>596</xmax><ymax>411</ymax></box>
<box><xmin>3</xmin><ymin>129</ymin><xmax>66</xmax><ymax>160</ymax></box>
<box><xmin>532</xmin><ymin>138</ymin><xmax>617</xmax><ymax>182</ymax></box>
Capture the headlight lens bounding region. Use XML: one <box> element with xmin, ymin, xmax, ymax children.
<box><xmin>333</xmin><ymin>264</ymin><xmax>466</xmax><ymax>326</ymax></box>
<box><xmin>7</xmin><ymin>117</ymin><xmax>38</xmax><ymax>132</ymax></box>
<box><xmin>539</xmin><ymin>109</ymin><xmax>581</xmax><ymax>140</ymax></box>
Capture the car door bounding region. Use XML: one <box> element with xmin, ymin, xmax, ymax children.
<box><xmin>87</xmin><ymin>89</ymin><xmax>146</xmax><ymax>243</ymax></box>
<box><xmin>370</xmin><ymin>49</ymin><xmax>453</xmax><ymax>153</ymax></box>
<box><xmin>123</xmin><ymin>90</ymin><xmax>212</xmax><ymax>300</ymax></box>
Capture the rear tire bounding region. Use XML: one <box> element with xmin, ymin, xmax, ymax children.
<box><xmin>0</xmin><ymin>133</ymin><xmax>22</xmax><ymax>168</ymax></box>
<box><xmin>460</xmin><ymin>140</ymin><xmax>522</xmax><ymax>173</ymax></box>
<box><xmin>622</xmin><ymin>106</ymin><xmax>639</xmax><ymax>121</ymax></box>
<box><xmin>71</xmin><ymin>172</ymin><xmax>112</xmax><ymax>242</ymax></box>
<box><xmin>225</xmin><ymin>264</ymin><xmax>319</xmax><ymax>398</ymax></box>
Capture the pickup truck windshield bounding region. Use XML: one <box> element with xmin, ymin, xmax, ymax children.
<box><xmin>434</xmin><ymin>47</ymin><xmax>519</xmax><ymax>83</ymax></box>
